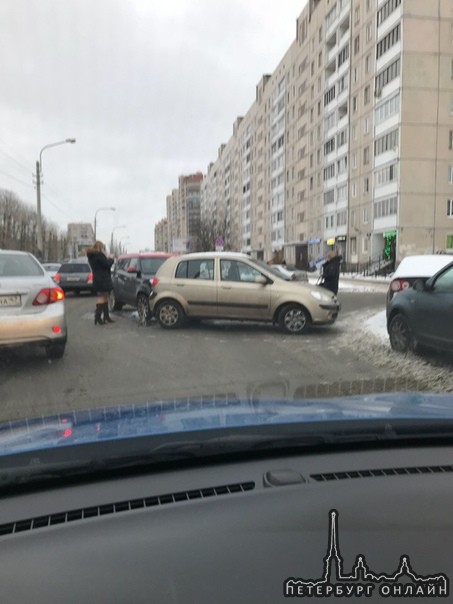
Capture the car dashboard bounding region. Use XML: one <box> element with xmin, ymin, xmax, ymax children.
<box><xmin>0</xmin><ymin>443</ymin><xmax>451</xmax><ymax>603</ymax></box>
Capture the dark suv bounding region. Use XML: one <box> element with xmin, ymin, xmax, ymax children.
<box><xmin>109</xmin><ymin>253</ymin><xmax>174</xmax><ymax>324</ymax></box>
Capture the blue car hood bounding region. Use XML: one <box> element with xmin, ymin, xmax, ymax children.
<box><xmin>0</xmin><ymin>392</ymin><xmax>453</xmax><ymax>457</ymax></box>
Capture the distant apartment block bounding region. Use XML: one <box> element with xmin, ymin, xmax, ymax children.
<box><xmin>67</xmin><ymin>222</ymin><xmax>94</xmax><ymax>258</ymax></box>
<box><xmin>156</xmin><ymin>0</ymin><xmax>453</xmax><ymax>269</ymax></box>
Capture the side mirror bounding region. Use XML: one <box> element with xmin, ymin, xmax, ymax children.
<box><xmin>255</xmin><ymin>275</ymin><xmax>269</xmax><ymax>285</ymax></box>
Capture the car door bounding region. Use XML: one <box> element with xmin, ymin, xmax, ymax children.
<box><xmin>172</xmin><ymin>258</ymin><xmax>217</xmax><ymax>317</ymax></box>
<box><xmin>217</xmin><ymin>259</ymin><xmax>271</xmax><ymax>320</ymax></box>
<box><xmin>123</xmin><ymin>256</ymin><xmax>140</xmax><ymax>305</ymax></box>
<box><xmin>113</xmin><ymin>258</ymin><xmax>129</xmax><ymax>304</ymax></box>
<box><xmin>412</xmin><ymin>264</ymin><xmax>453</xmax><ymax>351</ymax></box>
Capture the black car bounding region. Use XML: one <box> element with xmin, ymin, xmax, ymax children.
<box><xmin>55</xmin><ymin>261</ymin><xmax>94</xmax><ymax>295</ymax></box>
<box><xmin>109</xmin><ymin>252</ymin><xmax>174</xmax><ymax>324</ymax></box>
<box><xmin>387</xmin><ymin>261</ymin><xmax>453</xmax><ymax>353</ymax></box>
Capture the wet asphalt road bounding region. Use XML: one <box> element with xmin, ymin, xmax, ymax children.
<box><xmin>0</xmin><ymin>290</ymin><xmax>388</xmax><ymax>421</ymax></box>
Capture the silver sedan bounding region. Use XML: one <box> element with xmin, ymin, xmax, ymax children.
<box><xmin>0</xmin><ymin>250</ymin><xmax>67</xmax><ymax>359</ymax></box>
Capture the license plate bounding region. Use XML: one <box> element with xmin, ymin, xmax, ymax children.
<box><xmin>66</xmin><ymin>277</ymin><xmax>81</xmax><ymax>282</ymax></box>
<box><xmin>0</xmin><ymin>295</ymin><xmax>21</xmax><ymax>307</ymax></box>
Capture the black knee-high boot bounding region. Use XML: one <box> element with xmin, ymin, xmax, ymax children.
<box><xmin>95</xmin><ymin>304</ymin><xmax>105</xmax><ymax>325</ymax></box>
<box><xmin>102</xmin><ymin>302</ymin><xmax>114</xmax><ymax>323</ymax></box>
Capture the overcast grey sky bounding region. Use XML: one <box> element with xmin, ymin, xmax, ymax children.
<box><xmin>0</xmin><ymin>0</ymin><xmax>308</xmax><ymax>251</ymax></box>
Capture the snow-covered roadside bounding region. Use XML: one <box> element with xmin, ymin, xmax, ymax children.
<box><xmin>344</xmin><ymin>308</ymin><xmax>453</xmax><ymax>392</ymax></box>
<box><xmin>308</xmin><ymin>276</ymin><xmax>389</xmax><ymax>293</ymax></box>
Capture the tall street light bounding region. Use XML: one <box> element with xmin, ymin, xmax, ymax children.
<box><xmin>110</xmin><ymin>225</ymin><xmax>126</xmax><ymax>255</ymax></box>
<box><xmin>36</xmin><ymin>138</ymin><xmax>76</xmax><ymax>260</ymax></box>
<box><xmin>94</xmin><ymin>207</ymin><xmax>116</xmax><ymax>241</ymax></box>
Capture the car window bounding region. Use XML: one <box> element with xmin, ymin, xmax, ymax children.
<box><xmin>0</xmin><ymin>254</ymin><xmax>44</xmax><ymax>277</ymax></box>
<box><xmin>128</xmin><ymin>257</ymin><xmax>139</xmax><ymax>270</ymax></box>
<box><xmin>175</xmin><ymin>259</ymin><xmax>214</xmax><ymax>280</ymax></box>
<box><xmin>221</xmin><ymin>260</ymin><xmax>262</xmax><ymax>283</ymax></box>
<box><xmin>140</xmin><ymin>257</ymin><xmax>168</xmax><ymax>275</ymax></box>
<box><xmin>432</xmin><ymin>266</ymin><xmax>453</xmax><ymax>293</ymax></box>
<box><xmin>60</xmin><ymin>263</ymin><xmax>90</xmax><ymax>273</ymax></box>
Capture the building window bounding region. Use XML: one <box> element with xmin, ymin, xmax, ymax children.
<box><xmin>351</xmin><ymin>237</ymin><xmax>357</xmax><ymax>255</ymax></box>
<box><xmin>376</xmin><ymin>23</ymin><xmax>401</xmax><ymax>60</ymax></box>
<box><xmin>324</xmin><ymin>189</ymin><xmax>335</xmax><ymax>205</ymax></box>
<box><xmin>363</xmin><ymin>118</ymin><xmax>369</xmax><ymax>134</ymax></box>
<box><xmin>352</xmin><ymin>96</ymin><xmax>358</xmax><ymax>112</ymax></box>
<box><xmin>363</xmin><ymin>177</ymin><xmax>370</xmax><ymax>193</ymax></box>
<box><xmin>352</xmin><ymin>183</ymin><xmax>357</xmax><ymax>198</ymax></box>
<box><xmin>447</xmin><ymin>234</ymin><xmax>453</xmax><ymax>249</ymax></box>
<box><xmin>449</xmin><ymin>130</ymin><xmax>453</xmax><ymax>150</ymax></box>
<box><xmin>363</xmin><ymin>207</ymin><xmax>369</xmax><ymax>224</ymax></box>
<box><xmin>375</xmin><ymin>57</ymin><xmax>401</xmax><ymax>92</ymax></box>
<box><xmin>375</xmin><ymin>92</ymin><xmax>400</xmax><ymax>124</ymax></box>
<box><xmin>377</xmin><ymin>0</ymin><xmax>402</xmax><ymax>27</ymax></box>
<box><xmin>363</xmin><ymin>236</ymin><xmax>369</xmax><ymax>253</ymax></box>
<box><xmin>374</xmin><ymin>196</ymin><xmax>397</xmax><ymax>218</ymax></box>
<box><xmin>364</xmin><ymin>86</ymin><xmax>371</xmax><ymax>105</ymax></box>
<box><xmin>354</xmin><ymin>35</ymin><xmax>360</xmax><ymax>55</ymax></box>
<box><xmin>338</xmin><ymin>45</ymin><xmax>349</xmax><ymax>68</ymax></box>
<box><xmin>365</xmin><ymin>54</ymin><xmax>371</xmax><ymax>73</ymax></box>
<box><xmin>375</xmin><ymin>129</ymin><xmax>399</xmax><ymax>155</ymax></box>
<box><xmin>366</xmin><ymin>22</ymin><xmax>373</xmax><ymax>42</ymax></box>
<box><xmin>448</xmin><ymin>199</ymin><xmax>453</xmax><ymax>217</ymax></box>
<box><xmin>354</xmin><ymin>6</ymin><xmax>360</xmax><ymax>25</ymax></box>
<box><xmin>363</xmin><ymin>146</ymin><xmax>370</xmax><ymax>165</ymax></box>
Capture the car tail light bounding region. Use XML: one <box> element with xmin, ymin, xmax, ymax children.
<box><xmin>88</xmin><ymin>272</ymin><xmax>93</xmax><ymax>283</ymax></box>
<box><xmin>390</xmin><ymin>279</ymin><xmax>411</xmax><ymax>293</ymax></box>
<box><xmin>54</xmin><ymin>273</ymin><xmax>61</xmax><ymax>283</ymax></box>
<box><xmin>32</xmin><ymin>287</ymin><xmax>65</xmax><ymax>306</ymax></box>
<box><xmin>151</xmin><ymin>277</ymin><xmax>159</xmax><ymax>287</ymax></box>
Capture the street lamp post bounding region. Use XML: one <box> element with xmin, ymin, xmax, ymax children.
<box><xmin>110</xmin><ymin>225</ymin><xmax>126</xmax><ymax>256</ymax></box>
<box><xmin>36</xmin><ymin>138</ymin><xmax>76</xmax><ymax>260</ymax></box>
<box><xmin>94</xmin><ymin>207</ymin><xmax>116</xmax><ymax>241</ymax></box>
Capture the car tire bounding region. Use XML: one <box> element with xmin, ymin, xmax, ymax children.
<box><xmin>388</xmin><ymin>313</ymin><xmax>415</xmax><ymax>353</ymax></box>
<box><xmin>46</xmin><ymin>342</ymin><xmax>66</xmax><ymax>359</ymax></box>
<box><xmin>108</xmin><ymin>290</ymin><xmax>123</xmax><ymax>312</ymax></box>
<box><xmin>137</xmin><ymin>293</ymin><xmax>151</xmax><ymax>326</ymax></box>
<box><xmin>278</xmin><ymin>304</ymin><xmax>311</xmax><ymax>335</ymax></box>
<box><xmin>156</xmin><ymin>300</ymin><xmax>185</xmax><ymax>329</ymax></box>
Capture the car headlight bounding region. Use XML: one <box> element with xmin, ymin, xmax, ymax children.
<box><xmin>310</xmin><ymin>290</ymin><xmax>331</xmax><ymax>302</ymax></box>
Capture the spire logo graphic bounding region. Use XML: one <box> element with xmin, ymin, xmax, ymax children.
<box><xmin>284</xmin><ymin>510</ymin><xmax>449</xmax><ymax>598</ymax></box>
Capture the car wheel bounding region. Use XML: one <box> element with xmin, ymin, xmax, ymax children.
<box><xmin>137</xmin><ymin>293</ymin><xmax>151</xmax><ymax>326</ymax></box>
<box><xmin>46</xmin><ymin>342</ymin><xmax>66</xmax><ymax>359</ymax></box>
<box><xmin>108</xmin><ymin>290</ymin><xmax>123</xmax><ymax>312</ymax></box>
<box><xmin>278</xmin><ymin>304</ymin><xmax>311</xmax><ymax>335</ymax></box>
<box><xmin>388</xmin><ymin>314</ymin><xmax>415</xmax><ymax>353</ymax></box>
<box><xmin>156</xmin><ymin>300</ymin><xmax>185</xmax><ymax>329</ymax></box>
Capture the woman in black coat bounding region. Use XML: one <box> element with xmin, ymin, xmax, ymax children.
<box><xmin>87</xmin><ymin>241</ymin><xmax>115</xmax><ymax>325</ymax></box>
<box><xmin>320</xmin><ymin>251</ymin><xmax>342</xmax><ymax>295</ymax></box>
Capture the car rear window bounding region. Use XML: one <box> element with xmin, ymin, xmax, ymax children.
<box><xmin>59</xmin><ymin>264</ymin><xmax>90</xmax><ymax>273</ymax></box>
<box><xmin>140</xmin><ymin>257</ymin><xmax>169</xmax><ymax>275</ymax></box>
<box><xmin>0</xmin><ymin>254</ymin><xmax>44</xmax><ymax>277</ymax></box>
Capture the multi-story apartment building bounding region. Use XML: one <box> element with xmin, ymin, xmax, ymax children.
<box><xmin>154</xmin><ymin>218</ymin><xmax>168</xmax><ymax>251</ymax></box>
<box><xmin>67</xmin><ymin>222</ymin><xmax>94</xmax><ymax>259</ymax></box>
<box><xmin>157</xmin><ymin>0</ymin><xmax>452</xmax><ymax>269</ymax></box>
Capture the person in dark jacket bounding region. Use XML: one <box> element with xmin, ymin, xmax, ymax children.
<box><xmin>87</xmin><ymin>241</ymin><xmax>115</xmax><ymax>325</ymax></box>
<box><xmin>320</xmin><ymin>251</ymin><xmax>342</xmax><ymax>295</ymax></box>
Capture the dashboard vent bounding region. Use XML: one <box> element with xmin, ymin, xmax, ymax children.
<box><xmin>0</xmin><ymin>481</ymin><xmax>255</xmax><ymax>537</ymax></box>
<box><xmin>311</xmin><ymin>465</ymin><xmax>453</xmax><ymax>482</ymax></box>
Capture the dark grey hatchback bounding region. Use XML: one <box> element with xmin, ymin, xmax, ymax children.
<box><xmin>109</xmin><ymin>252</ymin><xmax>173</xmax><ymax>324</ymax></box>
<box><xmin>387</xmin><ymin>261</ymin><xmax>453</xmax><ymax>353</ymax></box>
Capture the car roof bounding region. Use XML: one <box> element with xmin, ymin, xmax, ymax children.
<box><xmin>392</xmin><ymin>255</ymin><xmax>453</xmax><ymax>279</ymax></box>
<box><xmin>0</xmin><ymin>250</ymin><xmax>33</xmax><ymax>256</ymax></box>
<box><xmin>172</xmin><ymin>251</ymin><xmax>250</xmax><ymax>260</ymax></box>
<box><xmin>117</xmin><ymin>252</ymin><xmax>174</xmax><ymax>259</ymax></box>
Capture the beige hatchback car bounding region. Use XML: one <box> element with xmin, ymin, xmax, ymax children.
<box><xmin>149</xmin><ymin>252</ymin><xmax>340</xmax><ymax>334</ymax></box>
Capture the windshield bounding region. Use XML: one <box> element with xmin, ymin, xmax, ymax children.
<box><xmin>0</xmin><ymin>0</ymin><xmax>452</xmax><ymax>470</ymax></box>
